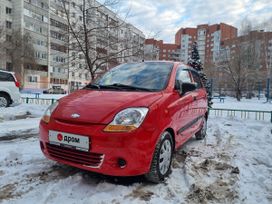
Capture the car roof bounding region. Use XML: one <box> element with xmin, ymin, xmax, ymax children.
<box><xmin>0</xmin><ymin>69</ymin><xmax>15</xmax><ymax>75</ymax></box>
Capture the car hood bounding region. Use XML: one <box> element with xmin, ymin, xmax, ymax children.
<box><xmin>52</xmin><ymin>89</ymin><xmax>162</xmax><ymax>124</ymax></box>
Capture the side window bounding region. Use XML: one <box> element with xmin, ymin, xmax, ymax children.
<box><xmin>0</xmin><ymin>72</ymin><xmax>14</xmax><ymax>82</ymax></box>
<box><xmin>176</xmin><ymin>69</ymin><xmax>192</xmax><ymax>83</ymax></box>
<box><xmin>190</xmin><ymin>71</ymin><xmax>203</xmax><ymax>89</ymax></box>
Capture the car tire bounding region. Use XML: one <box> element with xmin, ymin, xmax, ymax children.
<box><xmin>145</xmin><ymin>131</ymin><xmax>173</xmax><ymax>183</ymax></box>
<box><xmin>195</xmin><ymin>116</ymin><xmax>207</xmax><ymax>140</ymax></box>
<box><xmin>0</xmin><ymin>93</ymin><xmax>10</xmax><ymax>108</ymax></box>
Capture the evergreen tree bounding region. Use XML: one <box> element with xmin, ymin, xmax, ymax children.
<box><xmin>188</xmin><ymin>42</ymin><xmax>203</xmax><ymax>71</ymax></box>
<box><xmin>188</xmin><ymin>42</ymin><xmax>213</xmax><ymax>107</ymax></box>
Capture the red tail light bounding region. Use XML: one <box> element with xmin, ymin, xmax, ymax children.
<box><xmin>15</xmin><ymin>81</ymin><xmax>20</xmax><ymax>88</ymax></box>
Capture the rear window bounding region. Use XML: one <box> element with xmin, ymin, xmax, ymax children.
<box><xmin>0</xmin><ymin>71</ymin><xmax>15</xmax><ymax>82</ymax></box>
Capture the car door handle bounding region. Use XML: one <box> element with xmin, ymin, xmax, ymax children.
<box><xmin>193</xmin><ymin>96</ymin><xmax>197</xmax><ymax>101</ymax></box>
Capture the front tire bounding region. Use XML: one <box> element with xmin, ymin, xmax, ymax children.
<box><xmin>0</xmin><ymin>94</ymin><xmax>10</xmax><ymax>108</ymax></box>
<box><xmin>145</xmin><ymin>131</ymin><xmax>173</xmax><ymax>183</ymax></box>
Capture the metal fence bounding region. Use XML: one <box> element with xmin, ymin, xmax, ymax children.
<box><xmin>21</xmin><ymin>97</ymin><xmax>272</xmax><ymax>123</ymax></box>
<box><xmin>209</xmin><ymin>108</ymin><xmax>272</xmax><ymax>123</ymax></box>
<box><xmin>21</xmin><ymin>97</ymin><xmax>57</xmax><ymax>105</ymax></box>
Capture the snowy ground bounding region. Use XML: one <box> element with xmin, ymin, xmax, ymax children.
<box><xmin>0</xmin><ymin>98</ymin><xmax>271</xmax><ymax>204</ymax></box>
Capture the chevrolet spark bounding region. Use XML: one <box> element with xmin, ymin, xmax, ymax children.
<box><xmin>39</xmin><ymin>61</ymin><xmax>208</xmax><ymax>183</ymax></box>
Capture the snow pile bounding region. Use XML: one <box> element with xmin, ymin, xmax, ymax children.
<box><xmin>0</xmin><ymin>117</ymin><xmax>271</xmax><ymax>204</ymax></box>
<box><xmin>0</xmin><ymin>104</ymin><xmax>47</xmax><ymax>139</ymax></box>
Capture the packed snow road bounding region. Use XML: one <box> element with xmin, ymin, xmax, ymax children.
<box><xmin>0</xmin><ymin>113</ymin><xmax>271</xmax><ymax>203</ymax></box>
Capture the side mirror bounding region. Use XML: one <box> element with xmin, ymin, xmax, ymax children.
<box><xmin>182</xmin><ymin>82</ymin><xmax>197</xmax><ymax>94</ymax></box>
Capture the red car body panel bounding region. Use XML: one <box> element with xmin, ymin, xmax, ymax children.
<box><xmin>39</xmin><ymin>62</ymin><xmax>208</xmax><ymax>176</ymax></box>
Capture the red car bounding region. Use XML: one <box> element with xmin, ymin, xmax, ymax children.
<box><xmin>39</xmin><ymin>61</ymin><xmax>208</xmax><ymax>183</ymax></box>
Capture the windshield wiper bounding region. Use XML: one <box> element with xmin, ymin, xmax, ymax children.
<box><xmin>103</xmin><ymin>83</ymin><xmax>155</xmax><ymax>92</ymax></box>
<box><xmin>84</xmin><ymin>83</ymin><xmax>100</xmax><ymax>89</ymax></box>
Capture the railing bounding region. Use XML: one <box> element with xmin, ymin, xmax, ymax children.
<box><xmin>209</xmin><ymin>108</ymin><xmax>272</xmax><ymax>123</ymax></box>
<box><xmin>20</xmin><ymin>98</ymin><xmax>272</xmax><ymax>123</ymax></box>
<box><xmin>21</xmin><ymin>97</ymin><xmax>57</xmax><ymax>105</ymax></box>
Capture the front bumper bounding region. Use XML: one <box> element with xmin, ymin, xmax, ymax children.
<box><xmin>39</xmin><ymin>119</ymin><xmax>159</xmax><ymax>176</ymax></box>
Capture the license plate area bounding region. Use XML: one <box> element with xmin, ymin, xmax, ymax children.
<box><xmin>49</xmin><ymin>130</ymin><xmax>90</xmax><ymax>152</ymax></box>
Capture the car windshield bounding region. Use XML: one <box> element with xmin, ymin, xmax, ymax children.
<box><xmin>93</xmin><ymin>62</ymin><xmax>173</xmax><ymax>91</ymax></box>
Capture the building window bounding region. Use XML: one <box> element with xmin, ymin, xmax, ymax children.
<box><xmin>28</xmin><ymin>76</ymin><xmax>38</xmax><ymax>82</ymax></box>
<box><xmin>72</xmin><ymin>2</ymin><xmax>76</xmax><ymax>7</ymax></box>
<box><xmin>6</xmin><ymin>7</ymin><xmax>12</xmax><ymax>14</ymax></box>
<box><xmin>6</xmin><ymin>35</ymin><xmax>12</xmax><ymax>42</ymax></box>
<box><xmin>6</xmin><ymin>21</ymin><xmax>12</xmax><ymax>29</ymax></box>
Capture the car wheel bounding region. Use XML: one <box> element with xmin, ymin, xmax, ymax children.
<box><xmin>0</xmin><ymin>94</ymin><xmax>10</xmax><ymax>108</ymax></box>
<box><xmin>195</xmin><ymin>116</ymin><xmax>207</xmax><ymax>140</ymax></box>
<box><xmin>145</xmin><ymin>131</ymin><xmax>173</xmax><ymax>183</ymax></box>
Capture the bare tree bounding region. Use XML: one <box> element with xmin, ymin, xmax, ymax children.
<box><xmin>240</xmin><ymin>17</ymin><xmax>253</xmax><ymax>36</ymax></box>
<box><xmin>0</xmin><ymin>27</ymin><xmax>36</xmax><ymax>86</ymax></box>
<box><xmin>57</xmin><ymin>0</ymin><xmax>144</xmax><ymax>81</ymax></box>
<box><xmin>218</xmin><ymin>37</ymin><xmax>262</xmax><ymax>101</ymax></box>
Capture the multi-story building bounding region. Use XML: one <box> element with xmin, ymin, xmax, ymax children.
<box><xmin>144</xmin><ymin>39</ymin><xmax>179</xmax><ymax>61</ymax></box>
<box><xmin>216</xmin><ymin>30</ymin><xmax>272</xmax><ymax>95</ymax></box>
<box><xmin>0</xmin><ymin>0</ymin><xmax>69</xmax><ymax>91</ymax></box>
<box><xmin>144</xmin><ymin>38</ymin><xmax>162</xmax><ymax>60</ymax></box>
<box><xmin>175</xmin><ymin>23</ymin><xmax>237</xmax><ymax>65</ymax></box>
<box><xmin>144</xmin><ymin>23</ymin><xmax>237</xmax><ymax>64</ymax></box>
<box><xmin>0</xmin><ymin>0</ymin><xmax>145</xmax><ymax>92</ymax></box>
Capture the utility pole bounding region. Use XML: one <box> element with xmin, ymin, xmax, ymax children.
<box><xmin>47</xmin><ymin>0</ymin><xmax>51</xmax><ymax>89</ymax></box>
<box><xmin>67</xmin><ymin>0</ymin><xmax>70</xmax><ymax>94</ymax></box>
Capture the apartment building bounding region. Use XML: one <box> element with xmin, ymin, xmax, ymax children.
<box><xmin>216</xmin><ymin>30</ymin><xmax>272</xmax><ymax>94</ymax></box>
<box><xmin>144</xmin><ymin>39</ymin><xmax>179</xmax><ymax>61</ymax></box>
<box><xmin>0</xmin><ymin>0</ymin><xmax>68</xmax><ymax>90</ymax></box>
<box><xmin>175</xmin><ymin>23</ymin><xmax>237</xmax><ymax>65</ymax></box>
<box><xmin>0</xmin><ymin>0</ymin><xmax>145</xmax><ymax>92</ymax></box>
<box><xmin>144</xmin><ymin>23</ymin><xmax>237</xmax><ymax>64</ymax></box>
<box><xmin>144</xmin><ymin>38</ymin><xmax>162</xmax><ymax>60</ymax></box>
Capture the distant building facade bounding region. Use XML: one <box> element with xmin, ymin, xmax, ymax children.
<box><xmin>144</xmin><ymin>39</ymin><xmax>179</xmax><ymax>61</ymax></box>
<box><xmin>216</xmin><ymin>30</ymin><xmax>272</xmax><ymax>95</ymax></box>
<box><xmin>175</xmin><ymin>23</ymin><xmax>237</xmax><ymax>65</ymax></box>
<box><xmin>145</xmin><ymin>23</ymin><xmax>237</xmax><ymax>65</ymax></box>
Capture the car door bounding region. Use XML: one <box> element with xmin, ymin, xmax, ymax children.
<box><xmin>0</xmin><ymin>71</ymin><xmax>16</xmax><ymax>93</ymax></box>
<box><xmin>171</xmin><ymin>67</ymin><xmax>195</xmax><ymax>146</ymax></box>
<box><xmin>189</xmin><ymin>70</ymin><xmax>207</xmax><ymax>133</ymax></box>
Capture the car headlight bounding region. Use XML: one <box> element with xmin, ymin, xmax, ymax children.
<box><xmin>41</xmin><ymin>101</ymin><xmax>59</xmax><ymax>123</ymax></box>
<box><xmin>104</xmin><ymin>107</ymin><xmax>149</xmax><ymax>132</ymax></box>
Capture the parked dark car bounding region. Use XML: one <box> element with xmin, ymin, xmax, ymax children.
<box><xmin>43</xmin><ymin>87</ymin><xmax>66</xmax><ymax>94</ymax></box>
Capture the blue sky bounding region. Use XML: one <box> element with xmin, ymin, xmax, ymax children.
<box><xmin>110</xmin><ymin>0</ymin><xmax>272</xmax><ymax>43</ymax></box>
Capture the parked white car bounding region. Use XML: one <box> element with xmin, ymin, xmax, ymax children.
<box><xmin>0</xmin><ymin>70</ymin><xmax>21</xmax><ymax>107</ymax></box>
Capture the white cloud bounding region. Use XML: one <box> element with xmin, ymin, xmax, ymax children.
<box><xmin>113</xmin><ymin>0</ymin><xmax>272</xmax><ymax>42</ymax></box>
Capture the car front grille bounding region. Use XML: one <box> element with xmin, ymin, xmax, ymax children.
<box><xmin>46</xmin><ymin>143</ymin><xmax>104</xmax><ymax>168</ymax></box>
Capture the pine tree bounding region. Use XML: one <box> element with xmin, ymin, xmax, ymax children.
<box><xmin>188</xmin><ymin>42</ymin><xmax>203</xmax><ymax>71</ymax></box>
<box><xmin>188</xmin><ymin>42</ymin><xmax>213</xmax><ymax>107</ymax></box>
